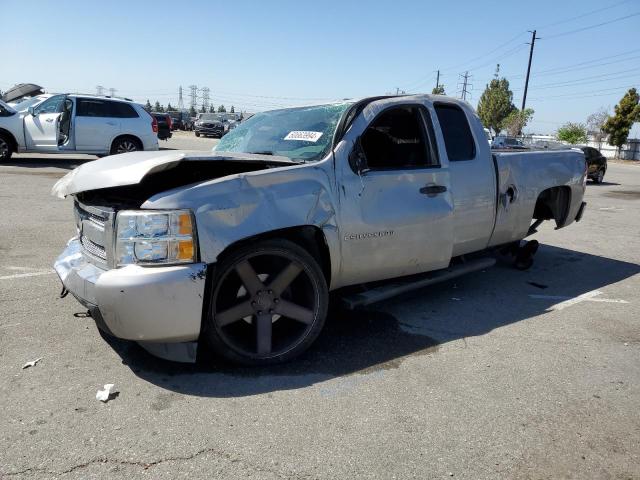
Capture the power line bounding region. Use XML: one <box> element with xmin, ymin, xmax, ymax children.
<box><xmin>543</xmin><ymin>11</ymin><xmax>640</xmax><ymax>39</ymax></box>
<box><xmin>510</xmin><ymin>50</ymin><xmax>640</xmax><ymax>79</ymax></box>
<box><xmin>536</xmin><ymin>0</ymin><xmax>633</xmax><ymax>30</ymax></box>
<box><xmin>521</xmin><ymin>65</ymin><xmax>640</xmax><ymax>90</ymax></box>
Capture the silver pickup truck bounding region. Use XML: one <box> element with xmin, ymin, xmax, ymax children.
<box><xmin>53</xmin><ymin>95</ymin><xmax>587</xmax><ymax>365</ymax></box>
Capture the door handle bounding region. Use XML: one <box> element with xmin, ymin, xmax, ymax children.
<box><xmin>420</xmin><ymin>185</ymin><xmax>447</xmax><ymax>195</ymax></box>
<box><xmin>106</xmin><ymin>122</ymin><xmax>116</xmax><ymax>126</ymax></box>
<box><xmin>45</xmin><ymin>118</ymin><xmax>54</xmax><ymax>123</ymax></box>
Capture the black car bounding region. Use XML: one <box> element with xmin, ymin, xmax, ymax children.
<box><xmin>580</xmin><ymin>146</ymin><xmax>607</xmax><ymax>183</ymax></box>
<box><xmin>151</xmin><ymin>112</ymin><xmax>172</xmax><ymax>140</ymax></box>
<box><xmin>194</xmin><ymin>113</ymin><xmax>225</xmax><ymax>138</ymax></box>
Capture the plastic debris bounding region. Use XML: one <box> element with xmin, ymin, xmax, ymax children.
<box><xmin>22</xmin><ymin>358</ymin><xmax>42</xmax><ymax>369</ymax></box>
<box><xmin>451</xmin><ymin>297</ymin><xmax>461</xmax><ymax>301</ymax></box>
<box><xmin>96</xmin><ymin>384</ymin><xmax>117</xmax><ymax>402</ymax></box>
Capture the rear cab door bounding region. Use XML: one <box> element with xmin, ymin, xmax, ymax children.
<box><xmin>23</xmin><ymin>94</ymin><xmax>66</xmax><ymax>151</ymax></box>
<box><xmin>431</xmin><ymin>101</ymin><xmax>497</xmax><ymax>256</ymax></box>
<box><xmin>335</xmin><ymin>97</ymin><xmax>454</xmax><ymax>286</ymax></box>
<box><xmin>74</xmin><ymin>98</ymin><xmax>121</xmax><ymax>152</ymax></box>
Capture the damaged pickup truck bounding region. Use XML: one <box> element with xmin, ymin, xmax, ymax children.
<box><xmin>53</xmin><ymin>95</ymin><xmax>587</xmax><ymax>365</ymax></box>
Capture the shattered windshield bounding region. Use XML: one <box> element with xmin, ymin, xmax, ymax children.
<box><xmin>214</xmin><ymin>102</ymin><xmax>352</xmax><ymax>162</ymax></box>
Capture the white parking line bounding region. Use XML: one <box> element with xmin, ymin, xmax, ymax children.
<box><xmin>0</xmin><ymin>271</ymin><xmax>56</xmax><ymax>281</ymax></box>
<box><xmin>530</xmin><ymin>289</ymin><xmax>629</xmax><ymax>311</ymax></box>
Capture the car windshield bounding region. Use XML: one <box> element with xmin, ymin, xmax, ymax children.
<box><xmin>214</xmin><ymin>102</ymin><xmax>352</xmax><ymax>162</ymax></box>
<box><xmin>10</xmin><ymin>95</ymin><xmax>50</xmax><ymax>112</ymax></box>
<box><xmin>199</xmin><ymin>114</ymin><xmax>221</xmax><ymax>121</ymax></box>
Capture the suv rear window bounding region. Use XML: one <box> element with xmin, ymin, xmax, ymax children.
<box><xmin>76</xmin><ymin>99</ymin><xmax>139</xmax><ymax>118</ymax></box>
<box><xmin>434</xmin><ymin>104</ymin><xmax>476</xmax><ymax>161</ymax></box>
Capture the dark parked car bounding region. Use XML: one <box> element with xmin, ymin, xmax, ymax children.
<box><xmin>580</xmin><ymin>146</ymin><xmax>607</xmax><ymax>183</ymax></box>
<box><xmin>167</xmin><ymin>111</ymin><xmax>192</xmax><ymax>131</ymax></box>
<box><xmin>194</xmin><ymin>113</ymin><xmax>225</xmax><ymax>138</ymax></box>
<box><xmin>151</xmin><ymin>112</ymin><xmax>172</xmax><ymax>140</ymax></box>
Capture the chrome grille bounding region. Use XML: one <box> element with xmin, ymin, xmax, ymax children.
<box><xmin>75</xmin><ymin>201</ymin><xmax>114</xmax><ymax>268</ymax></box>
<box><xmin>81</xmin><ymin>235</ymin><xmax>107</xmax><ymax>260</ymax></box>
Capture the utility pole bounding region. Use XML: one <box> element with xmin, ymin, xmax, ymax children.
<box><xmin>435</xmin><ymin>70</ymin><xmax>440</xmax><ymax>90</ymax></box>
<box><xmin>459</xmin><ymin>71</ymin><xmax>471</xmax><ymax>101</ymax></box>
<box><xmin>201</xmin><ymin>87</ymin><xmax>210</xmax><ymax>110</ymax></box>
<box><xmin>96</xmin><ymin>85</ymin><xmax>105</xmax><ymax>96</ymax></box>
<box><xmin>521</xmin><ymin>30</ymin><xmax>540</xmax><ymax>111</ymax></box>
<box><xmin>177</xmin><ymin>86</ymin><xmax>184</xmax><ymax>111</ymax></box>
<box><xmin>188</xmin><ymin>85</ymin><xmax>197</xmax><ymax>110</ymax></box>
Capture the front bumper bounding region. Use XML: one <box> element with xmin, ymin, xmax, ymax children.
<box><xmin>195</xmin><ymin>126</ymin><xmax>224</xmax><ymax>136</ymax></box>
<box><xmin>54</xmin><ymin>238</ymin><xmax>207</xmax><ymax>343</ymax></box>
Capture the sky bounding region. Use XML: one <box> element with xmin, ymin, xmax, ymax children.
<box><xmin>2</xmin><ymin>0</ymin><xmax>639</xmax><ymax>134</ymax></box>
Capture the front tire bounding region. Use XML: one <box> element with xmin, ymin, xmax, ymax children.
<box><xmin>195</xmin><ymin>131</ymin><xmax>200</xmax><ymax>137</ymax></box>
<box><xmin>204</xmin><ymin>239</ymin><xmax>328</xmax><ymax>366</ymax></box>
<box><xmin>0</xmin><ymin>134</ymin><xmax>13</xmax><ymax>161</ymax></box>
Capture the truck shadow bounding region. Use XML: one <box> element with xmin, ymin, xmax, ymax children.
<box><xmin>103</xmin><ymin>244</ymin><xmax>640</xmax><ymax>397</ymax></box>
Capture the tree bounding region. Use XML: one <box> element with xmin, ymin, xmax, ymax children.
<box><xmin>602</xmin><ymin>88</ymin><xmax>640</xmax><ymax>156</ymax></box>
<box><xmin>200</xmin><ymin>104</ymin><xmax>206</xmax><ymax>113</ymax></box>
<box><xmin>153</xmin><ymin>101</ymin><xmax>163</xmax><ymax>113</ymax></box>
<box><xmin>166</xmin><ymin>103</ymin><xmax>176</xmax><ymax>112</ymax></box>
<box><xmin>144</xmin><ymin>99</ymin><xmax>152</xmax><ymax>112</ymax></box>
<box><xmin>230</xmin><ymin>105</ymin><xmax>235</xmax><ymax>113</ymax></box>
<box><xmin>477</xmin><ymin>68</ymin><xmax>516</xmax><ymax>136</ymax></box>
<box><xmin>557</xmin><ymin>122</ymin><xmax>587</xmax><ymax>144</ymax></box>
<box><xmin>218</xmin><ymin>105</ymin><xmax>227</xmax><ymax>113</ymax></box>
<box><xmin>189</xmin><ymin>105</ymin><xmax>197</xmax><ymax>116</ymax></box>
<box><xmin>586</xmin><ymin>108</ymin><xmax>609</xmax><ymax>148</ymax></box>
<box><xmin>503</xmin><ymin>108</ymin><xmax>534</xmax><ymax>137</ymax></box>
<box><xmin>431</xmin><ymin>85</ymin><xmax>445</xmax><ymax>95</ymax></box>
<box><xmin>209</xmin><ymin>105</ymin><xmax>216</xmax><ymax>113</ymax></box>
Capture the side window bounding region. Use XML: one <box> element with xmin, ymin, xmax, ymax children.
<box><xmin>76</xmin><ymin>99</ymin><xmax>110</xmax><ymax>117</ymax></box>
<box><xmin>108</xmin><ymin>102</ymin><xmax>139</xmax><ymax>118</ymax></box>
<box><xmin>434</xmin><ymin>103</ymin><xmax>476</xmax><ymax>161</ymax></box>
<box><xmin>360</xmin><ymin>105</ymin><xmax>438</xmax><ymax>170</ymax></box>
<box><xmin>34</xmin><ymin>95</ymin><xmax>65</xmax><ymax>115</ymax></box>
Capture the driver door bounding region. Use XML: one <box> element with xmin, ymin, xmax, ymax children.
<box><xmin>336</xmin><ymin>100</ymin><xmax>454</xmax><ymax>286</ymax></box>
<box><xmin>24</xmin><ymin>95</ymin><xmax>66</xmax><ymax>151</ymax></box>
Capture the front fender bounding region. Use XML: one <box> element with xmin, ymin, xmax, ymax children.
<box><xmin>141</xmin><ymin>163</ymin><xmax>341</xmax><ymax>285</ymax></box>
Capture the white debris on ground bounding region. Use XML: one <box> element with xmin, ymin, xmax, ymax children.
<box><xmin>96</xmin><ymin>384</ymin><xmax>117</xmax><ymax>402</ymax></box>
<box><xmin>22</xmin><ymin>358</ymin><xmax>42</xmax><ymax>369</ymax></box>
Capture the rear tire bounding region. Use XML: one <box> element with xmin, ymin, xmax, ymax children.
<box><xmin>0</xmin><ymin>134</ymin><xmax>13</xmax><ymax>161</ymax></box>
<box><xmin>204</xmin><ymin>239</ymin><xmax>328</xmax><ymax>366</ymax></box>
<box><xmin>195</xmin><ymin>131</ymin><xmax>200</xmax><ymax>137</ymax></box>
<box><xmin>110</xmin><ymin>136</ymin><xmax>142</xmax><ymax>155</ymax></box>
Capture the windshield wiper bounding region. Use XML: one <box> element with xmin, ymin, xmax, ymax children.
<box><xmin>249</xmin><ymin>151</ymin><xmax>274</xmax><ymax>155</ymax></box>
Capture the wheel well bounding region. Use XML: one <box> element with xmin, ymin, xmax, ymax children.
<box><xmin>111</xmin><ymin>134</ymin><xmax>143</xmax><ymax>151</ymax></box>
<box><xmin>0</xmin><ymin>128</ymin><xmax>18</xmax><ymax>151</ymax></box>
<box><xmin>216</xmin><ymin>226</ymin><xmax>332</xmax><ymax>284</ymax></box>
<box><xmin>533</xmin><ymin>186</ymin><xmax>571</xmax><ymax>228</ymax></box>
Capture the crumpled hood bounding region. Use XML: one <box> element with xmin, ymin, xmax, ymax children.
<box><xmin>51</xmin><ymin>150</ymin><xmax>297</xmax><ymax>199</ymax></box>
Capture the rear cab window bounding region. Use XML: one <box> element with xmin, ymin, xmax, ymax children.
<box><xmin>434</xmin><ymin>103</ymin><xmax>476</xmax><ymax>161</ymax></box>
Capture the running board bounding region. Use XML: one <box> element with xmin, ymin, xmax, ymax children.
<box><xmin>340</xmin><ymin>257</ymin><xmax>496</xmax><ymax>310</ymax></box>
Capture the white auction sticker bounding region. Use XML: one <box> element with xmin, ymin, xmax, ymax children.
<box><xmin>284</xmin><ymin>131</ymin><xmax>323</xmax><ymax>142</ymax></box>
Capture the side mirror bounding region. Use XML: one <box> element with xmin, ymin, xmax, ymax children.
<box><xmin>348</xmin><ymin>136</ymin><xmax>367</xmax><ymax>174</ymax></box>
<box><xmin>28</xmin><ymin>106</ymin><xmax>36</xmax><ymax>116</ymax></box>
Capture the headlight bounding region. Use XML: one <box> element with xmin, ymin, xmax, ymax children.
<box><xmin>115</xmin><ymin>210</ymin><xmax>196</xmax><ymax>266</ymax></box>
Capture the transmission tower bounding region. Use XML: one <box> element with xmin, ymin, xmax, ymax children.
<box><xmin>201</xmin><ymin>87</ymin><xmax>210</xmax><ymax>110</ymax></box>
<box><xmin>188</xmin><ymin>85</ymin><xmax>197</xmax><ymax>109</ymax></box>
<box><xmin>178</xmin><ymin>86</ymin><xmax>185</xmax><ymax>111</ymax></box>
<box><xmin>108</xmin><ymin>88</ymin><xmax>117</xmax><ymax>98</ymax></box>
<box><xmin>458</xmin><ymin>72</ymin><xmax>472</xmax><ymax>101</ymax></box>
<box><xmin>96</xmin><ymin>85</ymin><xmax>105</xmax><ymax>96</ymax></box>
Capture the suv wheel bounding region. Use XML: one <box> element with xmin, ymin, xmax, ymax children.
<box><xmin>0</xmin><ymin>134</ymin><xmax>13</xmax><ymax>161</ymax></box>
<box><xmin>204</xmin><ymin>239</ymin><xmax>329</xmax><ymax>366</ymax></box>
<box><xmin>111</xmin><ymin>137</ymin><xmax>142</xmax><ymax>155</ymax></box>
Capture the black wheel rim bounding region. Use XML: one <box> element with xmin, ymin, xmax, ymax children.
<box><xmin>212</xmin><ymin>251</ymin><xmax>319</xmax><ymax>359</ymax></box>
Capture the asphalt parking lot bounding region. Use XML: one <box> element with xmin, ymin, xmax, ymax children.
<box><xmin>0</xmin><ymin>142</ymin><xmax>639</xmax><ymax>479</ymax></box>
